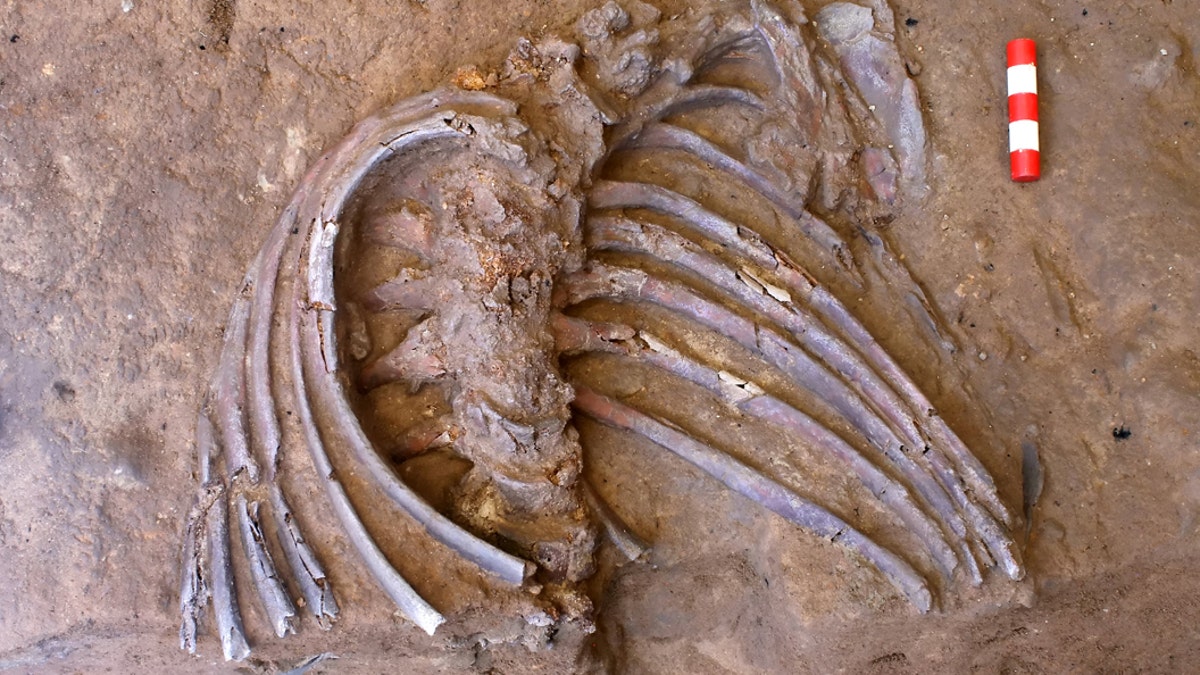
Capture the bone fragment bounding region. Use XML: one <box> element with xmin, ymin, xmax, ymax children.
<box><xmin>212</xmin><ymin>295</ymin><xmax>259</xmax><ymax>484</ymax></box>
<box><xmin>582</xmin><ymin>481</ymin><xmax>650</xmax><ymax>562</ymax></box>
<box><xmin>269</xmin><ymin>485</ymin><xmax>340</xmax><ymax>628</ymax></box>
<box><xmin>207</xmin><ymin>484</ymin><xmax>251</xmax><ymax>661</ymax></box>
<box><xmin>178</xmin><ymin>483</ymin><xmax>219</xmax><ymax>654</ymax></box>
<box><xmin>236</xmin><ymin>496</ymin><xmax>299</xmax><ymax>638</ymax></box>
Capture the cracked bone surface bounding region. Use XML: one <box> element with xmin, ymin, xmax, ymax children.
<box><xmin>180</xmin><ymin>0</ymin><xmax>1021</xmax><ymax>660</ymax></box>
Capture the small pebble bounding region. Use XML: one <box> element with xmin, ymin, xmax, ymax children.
<box><xmin>978</xmin><ymin>352</ymin><xmax>988</xmax><ymax>361</ymax></box>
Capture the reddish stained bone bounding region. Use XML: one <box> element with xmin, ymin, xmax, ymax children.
<box><xmin>555</xmin><ymin>314</ymin><xmax>961</xmax><ymax>582</ymax></box>
<box><xmin>359</xmin><ymin>317</ymin><xmax>447</xmax><ymax>389</ymax></box>
<box><xmin>572</xmin><ymin>385</ymin><xmax>934</xmax><ymax>611</ymax></box>
<box><xmin>361</xmin><ymin>204</ymin><xmax>436</xmax><ymax>261</ymax></box>
<box><xmin>388</xmin><ymin>415</ymin><xmax>457</xmax><ymax>460</ymax></box>
<box><xmin>550</xmin><ymin>312</ymin><xmax>637</xmax><ymax>355</ymax></box>
<box><xmin>364</xmin><ymin>273</ymin><xmax>456</xmax><ymax>313</ymax></box>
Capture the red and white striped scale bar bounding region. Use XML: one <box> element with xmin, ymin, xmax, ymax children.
<box><xmin>1007</xmin><ymin>38</ymin><xmax>1040</xmax><ymax>182</ymax></box>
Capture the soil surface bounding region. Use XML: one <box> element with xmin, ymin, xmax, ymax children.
<box><xmin>2</xmin><ymin>0</ymin><xmax>1199</xmax><ymax>673</ymax></box>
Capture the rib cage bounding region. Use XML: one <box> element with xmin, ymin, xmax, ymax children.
<box><xmin>560</xmin><ymin>13</ymin><xmax>1021</xmax><ymax>606</ymax></box>
<box><xmin>178</xmin><ymin>1</ymin><xmax>1024</xmax><ymax>661</ymax></box>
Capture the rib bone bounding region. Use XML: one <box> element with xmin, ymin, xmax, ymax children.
<box><xmin>235</xmin><ymin>496</ymin><xmax>299</xmax><ymax>638</ymax></box>
<box><xmin>561</xmin><ymin>263</ymin><xmax>969</xmax><ymax>543</ymax></box>
<box><xmin>269</xmin><ymin>485</ymin><xmax>339</xmax><ymax>628</ymax></box>
<box><xmin>585</xmin><ymin>215</ymin><xmax>1021</xmax><ymax>578</ymax></box>
<box><xmin>293</xmin><ymin>110</ymin><xmax>537</xmax><ymax>587</ymax></box>
<box><xmin>556</xmin><ymin>314</ymin><xmax>959</xmax><ymax>582</ymax></box>
<box><xmin>207</xmin><ymin>483</ymin><xmax>250</xmax><ymax>661</ymax></box>
<box><xmin>573</xmin><ymin>385</ymin><xmax>933</xmax><ymax>611</ymax></box>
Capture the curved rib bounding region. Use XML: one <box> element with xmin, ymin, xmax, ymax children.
<box><xmin>561</xmin><ymin>264</ymin><xmax>969</xmax><ymax>543</ymax></box>
<box><xmin>588</xmin><ymin>179</ymin><xmax>859</xmax><ymax>285</ymax></box>
<box><xmin>573</xmin><ymin>385</ymin><xmax>933</xmax><ymax>612</ymax></box>
<box><xmin>591</xmin><ymin>215</ymin><xmax>917</xmax><ymax>439</ymax></box>
<box><xmin>243</xmin><ymin>89</ymin><xmax>516</xmax><ymax>478</ymax></box>
<box><xmin>588</xmin><ymin>216</ymin><xmax>1019</xmax><ymax>575</ymax></box>
<box><xmin>556</xmin><ymin>315</ymin><xmax>959</xmax><ymax>580</ymax></box>
<box><xmin>244</xmin><ymin>200</ymin><xmax>299</xmax><ymax>475</ymax></box>
<box><xmin>623</xmin><ymin>122</ymin><xmax>808</xmax><ymax>219</ymax></box>
<box><xmin>295</xmin><ymin>127</ymin><xmax>535</xmax><ymax>584</ymax></box>
<box><xmin>605</xmin><ymin>83</ymin><xmax>768</xmax><ymax>158</ymax></box>
<box><xmin>297</xmin><ymin>304</ymin><xmax>533</xmax><ymax>585</ymax></box>
<box><xmin>590</xmin><ymin>180</ymin><xmax>777</xmax><ymax>267</ymax></box>
<box><xmin>801</xmin><ymin>281</ymin><xmax>1013</xmax><ymax>527</ymax></box>
<box><xmin>289</xmin><ymin>291</ymin><xmax>446</xmax><ymax>636</ymax></box>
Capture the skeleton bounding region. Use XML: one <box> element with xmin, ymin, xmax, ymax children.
<box><xmin>179</xmin><ymin>1</ymin><xmax>1023</xmax><ymax>661</ymax></box>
